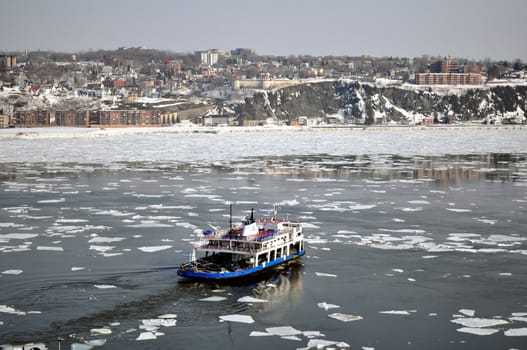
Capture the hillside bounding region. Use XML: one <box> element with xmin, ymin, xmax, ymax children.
<box><xmin>233</xmin><ymin>81</ymin><xmax>527</xmax><ymax>125</ymax></box>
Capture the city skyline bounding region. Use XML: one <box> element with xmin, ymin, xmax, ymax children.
<box><xmin>1</xmin><ymin>0</ymin><xmax>526</xmax><ymax>61</ymax></box>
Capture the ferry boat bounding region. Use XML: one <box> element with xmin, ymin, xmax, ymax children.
<box><xmin>177</xmin><ymin>207</ymin><xmax>305</xmax><ymax>280</ymax></box>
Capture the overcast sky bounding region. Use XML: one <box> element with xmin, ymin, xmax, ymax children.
<box><xmin>1</xmin><ymin>0</ymin><xmax>526</xmax><ymax>60</ymax></box>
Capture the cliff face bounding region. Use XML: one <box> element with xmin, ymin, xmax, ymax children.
<box><xmin>234</xmin><ymin>81</ymin><xmax>527</xmax><ymax>124</ymax></box>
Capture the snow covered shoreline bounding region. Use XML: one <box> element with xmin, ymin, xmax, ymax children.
<box><xmin>1</xmin><ymin>124</ymin><xmax>525</xmax><ymax>140</ymax></box>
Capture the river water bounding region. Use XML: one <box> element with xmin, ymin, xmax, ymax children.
<box><xmin>0</xmin><ymin>128</ymin><xmax>526</xmax><ymax>349</ymax></box>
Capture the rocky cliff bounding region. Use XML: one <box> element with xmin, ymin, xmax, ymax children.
<box><xmin>233</xmin><ymin>80</ymin><xmax>527</xmax><ymax>125</ymax></box>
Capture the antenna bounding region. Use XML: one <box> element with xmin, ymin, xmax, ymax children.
<box><xmin>229</xmin><ymin>203</ymin><xmax>232</xmax><ymax>230</ymax></box>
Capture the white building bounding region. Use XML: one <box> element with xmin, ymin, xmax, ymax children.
<box><xmin>200</xmin><ymin>51</ymin><xmax>219</xmax><ymax>66</ymax></box>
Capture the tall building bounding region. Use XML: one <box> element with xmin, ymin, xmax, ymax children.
<box><xmin>199</xmin><ymin>51</ymin><xmax>219</xmax><ymax>66</ymax></box>
<box><xmin>416</xmin><ymin>58</ymin><xmax>482</xmax><ymax>85</ymax></box>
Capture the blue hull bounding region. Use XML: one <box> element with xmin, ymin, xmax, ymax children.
<box><xmin>177</xmin><ymin>250</ymin><xmax>305</xmax><ymax>280</ymax></box>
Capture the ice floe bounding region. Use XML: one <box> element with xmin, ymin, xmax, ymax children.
<box><xmin>0</xmin><ymin>304</ymin><xmax>26</xmax><ymax>315</ymax></box>
<box><xmin>315</xmin><ymin>272</ymin><xmax>337</xmax><ymax>277</ymax></box>
<box><xmin>504</xmin><ymin>328</ymin><xmax>527</xmax><ymax>336</ymax></box>
<box><xmin>199</xmin><ymin>296</ymin><xmax>227</xmax><ymax>302</ymax></box>
<box><xmin>219</xmin><ymin>314</ymin><xmax>255</xmax><ymax>324</ymax></box>
<box><xmin>94</xmin><ymin>284</ymin><xmax>117</xmax><ymax>289</ymax></box>
<box><xmin>237</xmin><ymin>296</ymin><xmax>268</xmax><ymax>303</ymax></box>
<box><xmin>0</xmin><ymin>233</ymin><xmax>39</xmax><ymax>240</ymax></box>
<box><xmin>88</xmin><ymin>236</ymin><xmax>126</xmax><ymax>243</ymax></box>
<box><xmin>456</xmin><ymin>327</ymin><xmax>500</xmax><ymax>336</ymax></box>
<box><xmin>328</xmin><ymin>313</ymin><xmax>363</xmax><ymax>322</ymax></box>
<box><xmin>459</xmin><ymin>309</ymin><xmax>476</xmax><ymax>317</ymax></box>
<box><xmin>36</xmin><ymin>246</ymin><xmax>64</xmax><ymax>251</ymax></box>
<box><xmin>317</xmin><ymin>302</ymin><xmax>340</xmax><ymax>310</ymax></box>
<box><xmin>90</xmin><ymin>328</ymin><xmax>112</xmax><ymax>335</ymax></box>
<box><xmin>450</xmin><ymin>317</ymin><xmax>509</xmax><ymax>328</ymax></box>
<box><xmin>2</xmin><ymin>269</ymin><xmax>23</xmax><ymax>275</ymax></box>
<box><xmin>379</xmin><ymin>310</ymin><xmax>414</xmax><ymax>315</ymax></box>
<box><xmin>265</xmin><ymin>326</ymin><xmax>302</xmax><ymax>336</ymax></box>
<box><xmin>137</xmin><ymin>245</ymin><xmax>172</xmax><ymax>252</ymax></box>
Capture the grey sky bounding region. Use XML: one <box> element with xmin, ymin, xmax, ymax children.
<box><xmin>1</xmin><ymin>0</ymin><xmax>526</xmax><ymax>60</ymax></box>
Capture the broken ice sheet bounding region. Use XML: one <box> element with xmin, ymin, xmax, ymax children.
<box><xmin>504</xmin><ymin>328</ymin><xmax>527</xmax><ymax>336</ymax></box>
<box><xmin>2</xmin><ymin>269</ymin><xmax>23</xmax><ymax>275</ymax></box>
<box><xmin>315</xmin><ymin>272</ymin><xmax>337</xmax><ymax>277</ymax></box>
<box><xmin>237</xmin><ymin>296</ymin><xmax>268</xmax><ymax>303</ymax></box>
<box><xmin>219</xmin><ymin>314</ymin><xmax>254</xmax><ymax>324</ymax></box>
<box><xmin>265</xmin><ymin>326</ymin><xmax>302</xmax><ymax>336</ymax></box>
<box><xmin>199</xmin><ymin>296</ymin><xmax>227</xmax><ymax>302</ymax></box>
<box><xmin>459</xmin><ymin>309</ymin><xmax>476</xmax><ymax>317</ymax></box>
<box><xmin>136</xmin><ymin>331</ymin><xmax>158</xmax><ymax>340</ymax></box>
<box><xmin>450</xmin><ymin>318</ymin><xmax>509</xmax><ymax>328</ymax></box>
<box><xmin>317</xmin><ymin>302</ymin><xmax>340</xmax><ymax>310</ymax></box>
<box><xmin>328</xmin><ymin>313</ymin><xmax>363</xmax><ymax>322</ymax></box>
<box><xmin>379</xmin><ymin>310</ymin><xmax>414</xmax><ymax>316</ymax></box>
<box><xmin>94</xmin><ymin>284</ymin><xmax>117</xmax><ymax>289</ymax></box>
<box><xmin>137</xmin><ymin>245</ymin><xmax>172</xmax><ymax>252</ymax></box>
<box><xmin>456</xmin><ymin>327</ymin><xmax>500</xmax><ymax>336</ymax></box>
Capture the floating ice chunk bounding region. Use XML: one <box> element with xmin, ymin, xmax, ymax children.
<box><xmin>237</xmin><ymin>296</ymin><xmax>268</xmax><ymax>303</ymax></box>
<box><xmin>138</xmin><ymin>245</ymin><xmax>172</xmax><ymax>252</ymax></box>
<box><xmin>456</xmin><ymin>327</ymin><xmax>499</xmax><ymax>336</ymax></box>
<box><xmin>392</xmin><ymin>269</ymin><xmax>404</xmax><ymax>273</ymax></box>
<box><xmin>305</xmin><ymin>238</ymin><xmax>328</xmax><ymax>244</ymax></box>
<box><xmin>451</xmin><ymin>317</ymin><xmax>509</xmax><ymax>328</ymax></box>
<box><xmin>136</xmin><ymin>331</ymin><xmax>157</xmax><ymax>340</ymax></box>
<box><xmin>408</xmin><ymin>278</ymin><xmax>416</xmax><ymax>282</ymax></box>
<box><xmin>422</xmin><ymin>255</ymin><xmax>438</xmax><ymax>259</ymax></box>
<box><xmin>0</xmin><ymin>304</ymin><xmax>26</xmax><ymax>315</ymax></box>
<box><xmin>200</xmin><ymin>296</ymin><xmax>227</xmax><ymax>302</ymax></box>
<box><xmin>38</xmin><ymin>198</ymin><xmax>65</xmax><ymax>203</ymax></box>
<box><xmin>509</xmin><ymin>317</ymin><xmax>527</xmax><ymax>323</ymax></box>
<box><xmin>56</xmin><ymin>219</ymin><xmax>88</xmax><ymax>223</ymax></box>
<box><xmin>141</xmin><ymin>318</ymin><xmax>176</xmax><ymax>328</ymax></box>
<box><xmin>71</xmin><ymin>343</ymin><xmax>94</xmax><ymax>350</ymax></box>
<box><xmin>446</xmin><ymin>208</ymin><xmax>472</xmax><ymax>213</ymax></box>
<box><xmin>158</xmin><ymin>314</ymin><xmax>178</xmax><ymax>319</ymax></box>
<box><xmin>474</xmin><ymin>218</ymin><xmax>497</xmax><ymax>225</ymax></box>
<box><xmin>459</xmin><ymin>309</ymin><xmax>476</xmax><ymax>317</ymax></box>
<box><xmin>88</xmin><ymin>237</ymin><xmax>126</xmax><ymax>243</ymax></box>
<box><xmin>317</xmin><ymin>302</ymin><xmax>340</xmax><ymax>310</ymax></box>
<box><xmin>303</xmin><ymin>331</ymin><xmax>322</xmax><ymax>338</ymax></box>
<box><xmin>307</xmin><ymin>339</ymin><xmax>339</xmax><ymax>348</ymax></box>
<box><xmin>90</xmin><ymin>245</ymin><xmax>115</xmax><ymax>253</ymax></box>
<box><xmin>2</xmin><ymin>269</ymin><xmax>23</xmax><ymax>275</ymax></box>
<box><xmin>71</xmin><ymin>267</ymin><xmax>85</xmax><ymax>271</ymax></box>
<box><xmin>328</xmin><ymin>313</ymin><xmax>363</xmax><ymax>322</ymax></box>
<box><xmin>504</xmin><ymin>328</ymin><xmax>527</xmax><ymax>336</ymax></box>
<box><xmin>315</xmin><ymin>272</ymin><xmax>337</xmax><ymax>278</ymax></box>
<box><xmin>36</xmin><ymin>246</ymin><xmax>63</xmax><ymax>251</ymax></box>
<box><xmin>379</xmin><ymin>310</ymin><xmax>412</xmax><ymax>316</ymax></box>
<box><xmin>408</xmin><ymin>200</ymin><xmax>430</xmax><ymax>205</ymax></box>
<box><xmin>265</xmin><ymin>326</ymin><xmax>302</xmax><ymax>336</ymax></box>
<box><xmin>90</xmin><ymin>328</ymin><xmax>112</xmax><ymax>335</ymax></box>
<box><xmin>362</xmin><ymin>347</ymin><xmax>375</xmax><ymax>350</ymax></box>
<box><xmin>349</xmin><ymin>204</ymin><xmax>376</xmax><ymax>210</ymax></box>
<box><xmin>85</xmin><ymin>339</ymin><xmax>106</xmax><ymax>346</ymax></box>
<box><xmin>512</xmin><ymin>312</ymin><xmax>527</xmax><ymax>317</ymax></box>
<box><xmin>94</xmin><ymin>284</ymin><xmax>117</xmax><ymax>289</ymax></box>
<box><xmin>401</xmin><ymin>207</ymin><xmax>423</xmax><ymax>212</ymax></box>
<box><xmin>281</xmin><ymin>335</ymin><xmax>302</xmax><ymax>341</ymax></box>
<box><xmin>0</xmin><ymin>233</ymin><xmax>39</xmax><ymax>240</ymax></box>
<box><xmin>219</xmin><ymin>314</ymin><xmax>254</xmax><ymax>324</ymax></box>
<box><xmin>250</xmin><ymin>331</ymin><xmax>272</xmax><ymax>336</ymax></box>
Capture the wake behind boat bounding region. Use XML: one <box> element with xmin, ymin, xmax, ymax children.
<box><xmin>177</xmin><ymin>207</ymin><xmax>305</xmax><ymax>281</ymax></box>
